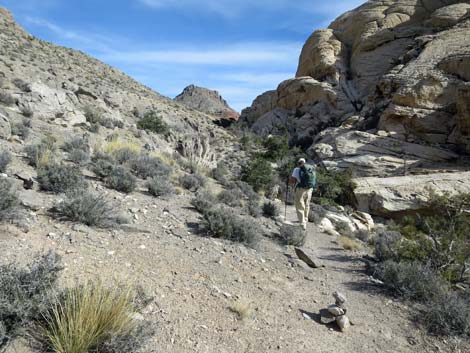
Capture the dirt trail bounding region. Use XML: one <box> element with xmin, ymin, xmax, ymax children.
<box><xmin>1</xmin><ymin>191</ymin><xmax>456</xmax><ymax>353</ymax></box>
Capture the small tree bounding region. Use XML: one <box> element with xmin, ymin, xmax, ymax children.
<box><xmin>137</xmin><ymin>111</ymin><xmax>169</xmax><ymax>136</ymax></box>
<box><xmin>241</xmin><ymin>156</ymin><xmax>273</xmax><ymax>192</ymax></box>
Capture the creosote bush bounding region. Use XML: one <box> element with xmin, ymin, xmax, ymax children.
<box><xmin>52</xmin><ymin>190</ymin><xmax>127</xmax><ymax>227</ymax></box>
<box><xmin>37</xmin><ymin>163</ymin><xmax>86</xmax><ymax>194</ymax></box>
<box><xmin>0</xmin><ymin>149</ymin><xmax>11</xmax><ymax>173</ymax></box>
<box><xmin>0</xmin><ymin>252</ymin><xmax>62</xmax><ymax>348</ymax></box>
<box><xmin>104</xmin><ymin>166</ymin><xmax>136</xmax><ymax>194</ymax></box>
<box><xmin>279</xmin><ymin>224</ymin><xmax>305</xmax><ymax>246</ymax></box>
<box><xmin>262</xmin><ymin>201</ymin><xmax>279</xmax><ymax>218</ymax></box>
<box><xmin>146</xmin><ymin>177</ymin><xmax>174</xmax><ymax>197</ymax></box>
<box><xmin>137</xmin><ymin>111</ymin><xmax>169</xmax><ymax>136</ymax></box>
<box><xmin>0</xmin><ymin>177</ymin><xmax>19</xmax><ymax>222</ymax></box>
<box><xmin>179</xmin><ymin>173</ymin><xmax>205</xmax><ymax>191</ymax></box>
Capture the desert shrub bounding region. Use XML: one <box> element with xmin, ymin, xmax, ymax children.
<box><xmin>0</xmin><ymin>91</ymin><xmax>16</xmax><ymax>106</ymax></box>
<box><xmin>313</xmin><ymin>168</ymin><xmax>356</xmax><ymax>206</ymax></box>
<box><xmin>262</xmin><ymin>201</ymin><xmax>279</xmax><ymax>218</ymax></box>
<box><xmin>62</xmin><ymin>136</ymin><xmax>90</xmax><ymax>154</ymax></box>
<box><xmin>100</xmin><ymin>117</ymin><xmax>124</xmax><ymax>129</ymax></box>
<box><xmin>339</xmin><ymin>235</ymin><xmax>361</xmax><ymax>250</ymax></box>
<box><xmin>374</xmin><ymin>230</ymin><xmax>402</xmax><ymax>262</ymax></box>
<box><xmin>229</xmin><ymin>300</ymin><xmax>252</xmax><ymax>321</ymax></box>
<box><xmin>279</xmin><ymin>224</ymin><xmax>305</xmax><ymax>246</ymax></box>
<box><xmin>218</xmin><ymin>189</ymin><xmax>243</xmax><ymax>207</ymax></box>
<box><xmin>231</xmin><ymin>181</ymin><xmax>260</xmax><ymax>201</ymax></box>
<box><xmin>0</xmin><ymin>252</ymin><xmax>62</xmax><ymax>348</ymax></box>
<box><xmin>84</xmin><ymin>106</ymin><xmax>101</xmax><ymax>124</ymax></box>
<box><xmin>24</xmin><ymin>138</ymin><xmax>56</xmax><ymax>167</ymax></box>
<box><xmin>246</xmin><ymin>200</ymin><xmax>261</xmax><ymax>218</ymax></box>
<box><xmin>179</xmin><ymin>173</ymin><xmax>205</xmax><ymax>191</ymax></box>
<box><xmin>11</xmin><ymin>119</ymin><xmax>31</xmax><ymax>139</ymax></box>
<box><xmin>137</xmin><ymin>111</ymin><xmax>169</xmax><ymax>136</ymax></box>
<box><xmin>241</xmin><ymin>156</ymin><xmax>273</xmax><ymax>192</ymax></box>
<box><xmin>104</xmin><ymin>140</ymin><xmax>141</xmax><ymax>157</ymax></box>
<box><xmin>20</xmin><ymin>105</ymin><xmax>34</xmax><ymax>118</ymax></box>
<box><xmin>37</xmin><ymin>163</ymin><xmax>86</xmax><ymax>194</ymax></box>
<box><xmin>52</xmin><ymin>190</ymin><xmax>126</xmax><ymax>227</ymax></box>
<box><xmin>12</xmin><ymin>78</ymin><xmax>31</xmax><ymax>92</ymax></box>
<box><xmin>129</xmin><ymin>154</ymin><xmax>171</xmax><ymax>179</ymax></box>
<box><xmin>373</xmin><ymin>260</ymin><xmax>446</xmax><ymax>302</ymax></box>
<box><xmin>104</xmin><ymin>166</ymin><xmax>136</xmax><ymax>194</ymax></box>
<box><xmin>212</xmin><ymin>162</ymin><xmax>229</xmax><ymax>184</ymax></box>
<box><xmin>146</xmin><ymin>177</ymin><xmax>174</xmax><ymax>197</ymax></box>
<box><xmin>421</xmin><ymin>291</ymin><xmax>470</xmax><ymax>337</ymax></box>
<box><xmin>43</xmin><ymin>282</ymin><xmax>149</xmax><ymax>353</ymax></box>
<box><xmin>69</xmin><ymin>149</ymin><xmax>90</xmax><ymax>165</ymax></box>
<box><xmin>0</xmin><ymin>149</ymin><xmax>11</xmax><ymax>173</ymax></box>
<box><xmin>0</xmin><ymin>177</ymin><xmax>19</xmax><ymax>221</ymax></box>
<box><xmin>202</xmin><ymin>207</ymin><xmax>259</xmax><ymax>247</ymax></box>
<box><xmin>91</xmin><ymin>152</ymin><xmax>116</xmax><ymax>178</ymax></box>
<box><xmin>112</xmin><ymin>147</ymin><xmax>139</xmax><ymax>165</ymax></box>
<box><xmin>191</xmin><ymin>191</ymin><xmax>216</xmax><ymax>213</ymax></box>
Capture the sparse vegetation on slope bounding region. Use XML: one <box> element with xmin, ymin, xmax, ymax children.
<box><xmin>0</xmin><ymin>177</ymin><xmax>19</xmax><ymax>222</ymax></box>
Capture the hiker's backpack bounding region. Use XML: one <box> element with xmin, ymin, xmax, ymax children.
<box><xmin>298</xmin><ymin>164</ymin><xmax>316</xmax><ymax>189</ymax></box>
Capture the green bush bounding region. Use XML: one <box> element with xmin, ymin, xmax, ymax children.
<box><xmin>202</xmin><ymin>207</ymin><xmax>259</xmax><ymax>247</ymax></box>
<box><xmin>262</xmin><ymin>201</ymin><xmax>279</xmax><ymax>218</ymax></box>
<box><xmin>146</xmin><ymin>177</ymin><xmax>174</xmax><ymax>197</ymax></box>
<box><xmin>52</xmin><ymin>190</ymin><xmax>127</xmax><ymax>227</ymax></box>
<box><xmin>179</xmin><ymin>173</ymin><xmax>206</xmax><ymax>191</ymax></box>
<box><xmin>0</xmin><ymin>252</ymin><xmax>62</xmax><ymax>348</ymax></box>
<box><xmin>279</xmin><ymin>224</ymin><xmax>305</xmax><ymax>246</ymax></box>
<box><xmin>313</xmin><ymin>168</ymin><xmax>356</xmax><ymax>206</ymax></box>
<box><xmin>137</xmin><ymin>111</ymin><xmax>169</xmax><ymax>135</ymax></box>
<box><xmin>104</xmin><ymin>166</ymin><xmax>136</xmax><ymax>194</ymax></box>
<box><xmin>241</xmin><ymin>156</ymin><xmax>273</xmax><ymax>192</ymax></box>
<box><xmin>0</xmin><ymin>149</ymin><xmax>11</xmax><ymax>173</ymax></box>
<box><xmin>191</xmin><ymin>191</ymin><xmax>216</xmax><ymax>213</ymax></box>
<box><xmin>129</xmin><ymin>154</ymin><xmax>172</xmax><ymax>179</ymax></box>
<box><xmin>262</xmin><ymin>134</ymin><xmax>289</xmax><ymax>161</ymax></box>
<box><xmin>37</xmin><ymin>163</ymin><xmax>86</xmax><ymax>194</ymax></box>
<box><xmin>0</xmin><ymin>177</ymin><xmax>19</xmax><ymax>222</ymax></box>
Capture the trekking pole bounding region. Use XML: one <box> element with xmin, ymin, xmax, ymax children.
<box><xmin>285</xmin><ymin>177</ymin><xmax>289</xmax><ymax>221</ymax></box>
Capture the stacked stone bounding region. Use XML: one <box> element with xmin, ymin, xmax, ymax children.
<box><xmin>320</xmin><ymin>291</ymin><xmax>351</xmax><ymax>332</ymax></box>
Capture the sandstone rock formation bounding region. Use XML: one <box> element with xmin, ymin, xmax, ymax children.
<box><xmin>175</xmin><ymin>84</ymin><xmax>239</xmax><ymax>123</ymax></box>
<box><xmin>239</xmin><ymin>0</ymin><xmax>470</xmax><ymax>215</ymax></box>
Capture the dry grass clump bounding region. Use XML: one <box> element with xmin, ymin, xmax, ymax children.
<box><xmin>103</xmin><ymin>140</ymin><xmax>141</xmax><ymax>156</ymax></box>
<box><xmin>43</xmin><ymin>282</ymin><xmax>142</xmax><ymax>353</ymax></box>
<box><xmin>339</xmin><ymin>236</ymin><xmax>361</xmax><ymax>250</ymax></box>
<box><xmin>229</xmin><ymin>300</ymin><xmax>252</xmax><ymax>320</ymax></box>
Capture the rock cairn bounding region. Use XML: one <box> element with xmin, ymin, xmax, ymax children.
<box><xmin>320</xmin><ymin>291</ymin><xmax>351</xmax><ymax>332</ymax></box>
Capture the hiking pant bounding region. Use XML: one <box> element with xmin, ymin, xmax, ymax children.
<box><xmin>294</xmin><ymin>187</ymin><xmax>313</xmax><ymax>228</ymax></box>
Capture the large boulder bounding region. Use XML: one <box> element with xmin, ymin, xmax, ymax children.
<box><xmin>239</xmin><ymin>90</ymin><xmax>277</xmax><ymax>126</ymax></box>
<box><xmin>354</xmin><ymin>171</ymin><xmax>470</xmax><ymax>217</ymax></box>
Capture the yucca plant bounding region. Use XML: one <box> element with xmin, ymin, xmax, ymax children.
<box><xmin>43</xmin><ymin>282</ymin><xmax>139</xmax><ymax>353</ymax></box>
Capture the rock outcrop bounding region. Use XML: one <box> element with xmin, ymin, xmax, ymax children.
<box><xmin>174</xmin><ymin>85</ymin><xmax>239</xmax><ymax>123</ymax></box>
<box><xmin>239</xmin><ymin>0</ymin><xmax>470</xmax><ymax>215</ymax></box>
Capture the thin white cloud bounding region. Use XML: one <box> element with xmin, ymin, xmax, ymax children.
<box><xmin>138</xmin><ymin>0</ymin><xmax>364</xmax><ymax>19</ymax></box>
<box><xmin>99</xmin><ymin>42</ymin><xmax>301</xmax><ymax>66</ymax></box>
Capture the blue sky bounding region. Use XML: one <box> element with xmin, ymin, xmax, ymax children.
<box><xmin>1</xmin><ymin>0</ymin><xmax>364</xmax><ymax>111</ymax></box>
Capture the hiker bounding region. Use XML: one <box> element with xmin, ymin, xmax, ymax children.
<box><xmin>289</xmin><ymin>158</ymin><xmax>316</xmax><ymax>230</ymax></box>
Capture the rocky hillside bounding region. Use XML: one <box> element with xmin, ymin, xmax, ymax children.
<box><xmin>239</xmin><ymin>0</ymin><xmax>470</xmax><ymax>216</ymax></box>
<box><xmin>175</xmin><ymin>84</ymin><xmax>239</xmax><ymax>123</ymax></box>
<box><xmin>0</xmin><ymin>6</ymin><xmax>237</xmax><ymax>165</ymax></box>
